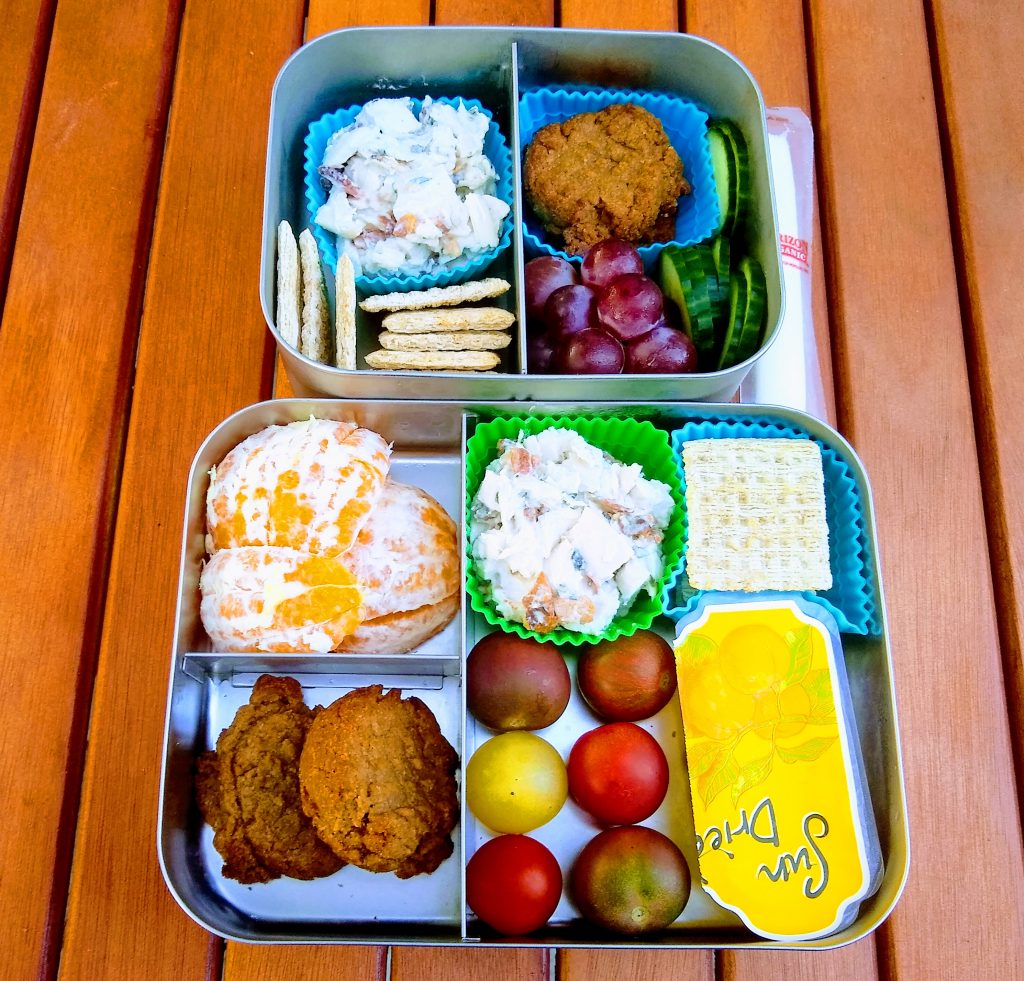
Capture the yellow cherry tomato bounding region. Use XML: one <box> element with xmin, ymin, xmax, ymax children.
<box><xmin>466</xmin><ymin>732</ymin><xmax>567</xmax><ymax>833</ymax></box>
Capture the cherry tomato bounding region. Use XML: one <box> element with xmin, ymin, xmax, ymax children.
<box><xmin>466</xmin><ymin>834</ymin><xmax>563</xmax><ymax>935</ymax></box>
<box><xmin>567</xmin><ymin>722</ymin><xmax>669</xmax><ymax>825</ymax></box>
<box><xmin>577</xmin><ymin>630</ymin><xmax>676</xmax><ymax>722</ymax></box>
<box><xmin>570</xmin><ymin>825</ymin><xmax>690</xmax><ymax>934</ymax></box>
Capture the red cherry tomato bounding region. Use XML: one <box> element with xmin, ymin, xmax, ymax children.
<box><xmin>465</xmin><ymin>834</ymin><xmax>562</xmax><ymax>935</ymax></box>
<box><xmin>567</xmin><ymin>722</ymin><xmax>669</xmax><ymax>825</ymax></box>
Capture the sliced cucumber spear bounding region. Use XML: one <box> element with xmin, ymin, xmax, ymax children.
<box><xmin>717</xmin><ymin>256</ymin><xmax>767</xmax><ymax>370</ymax></box>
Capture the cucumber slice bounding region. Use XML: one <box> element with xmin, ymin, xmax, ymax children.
<box><xmin>707</xmin><ymin>127</ymin><xmax>737</xmax><ymax>236</ymax></box>
<box><xmin>659</xmin><ymin>248</ymin><xmax>717</xmax><ymax>360</ymax></box>
<box><xmin>709</xmin><ymin>236</ymin><xmax>732</xmax><ymax>325</ymax></box>
<box><xmin>709</xmin><ymin>121</ymin><xmax>751</xmax><ymax>235</ymax></box>
<box><xmin>717</xmin><ymin>257</ymin><xmax>767</xmax><ymax>369</ymax></box>
<box><xmin>716</xmin><ymin>272</ymin><xmax>749</xmax><ymax>370</ymax></box>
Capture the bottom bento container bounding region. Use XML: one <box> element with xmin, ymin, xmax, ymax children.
<box><xmin>158</xmin><ymin>399</ymin><xmax>908</xmax><ymax>948</ymax></box>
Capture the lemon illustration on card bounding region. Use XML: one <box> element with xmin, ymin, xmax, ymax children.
<box><xmin>675</xmin><ymin>598</ymin><xmax>882</xmax><ymax>941</ymax></box>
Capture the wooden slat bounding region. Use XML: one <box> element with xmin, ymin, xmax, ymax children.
<box><xmin>55</xmin><ymin>3</ymin><xmax>306</xmax><ymax>980</ymax></box>
<box><xmin>806</xmin><ymin>1</ymin><xmax>1024</xmax><ymax>978</ymax></box>
<box><xmin>683</xmin><ymin>5</ymin><xmax>864</xmax><ymax>979</ymax></box>
<box><xmin>550</xmin><ymin>10</ymin><xmax>712</xmax><ymax>981</ymax></box>
<box><xmin>436</xmin><ymin>0</ymin><xmax>553</xmax><ymax>25</ymax></box>
<box><xmin>558</xmin><ymin>0</ymin><xmax>676</xmax><ymax>31</ymax></box>
<box><xmin>0</xmin><ymin>0</ymin><xmax>54</xmax><ymax>306</ymax></box>
<box><xmin>0</xmin><ymin>1</ymin><xmax>182</xmax><ymax>978</ymax></box>
<box><xmin>392</xmin><ymin>947</ymin><xmax>551</xmax><ymax>981</ymax></box>
<box><xmin>685</xmin><ymin>0</ymin><xmax>835</xmax><ymax>425</ymax></box>
<box><xmin>388</xmin><ymin>3</ymin><xmax>554</xmax><ymax>979</ymax></box>
<box><xmin>562</xmin><ymin>949</ymin><xmax>712</xmax><ymax>981</ymax></box>
<box><xmin>226</xmin><ymin>944</ymin><xmax>386</xmax><ymax>981</ymax></box>
<box><xmin>929</xmin><ymin>0</ymin><xmax>1024</xmax><ymax>817</ymax></box>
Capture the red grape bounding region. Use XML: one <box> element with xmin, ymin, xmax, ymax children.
<box><xmin>559</xmin><ymin>329</ymin><xmax>624</xmax><ymax>374</ymax></box>
<box><xmin>581</xmin><ymin>240</ymin><xmax>644</xmax><ymax>290</ymax></box>
<box><xmin>597</xmin><ymin>274</ymin><xmax>665</xmax><ymax>342</ymax></box>
<box><xmin>546</xmin><ymin>284</ymin><xmax>599</xmax><ymax>340</ymax></box>
<box><xmin>525</xmin><ymin>257</ymin><xmax>579</xmax><ymax>322</ymax></box>
<box><xmin>626</xmin><ymin>326</ymin><xmax>698</xmax><ymax>374</ymax></box>
<box><xmin>527</xmin><ymin>332</ymin><xmax>557</xmax><ymax>374</ymax></box>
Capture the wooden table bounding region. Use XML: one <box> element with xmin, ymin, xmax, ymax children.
<box><xmin>3</xmin><ymin>1</ymin><xmax>1023</xmax><ymax>978</ymax></box>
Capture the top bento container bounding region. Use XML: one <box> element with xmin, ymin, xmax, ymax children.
<box><xmin>260</xmin><ymin>28</ymin><xmax>784</xmax><ymax>401</ymax></box>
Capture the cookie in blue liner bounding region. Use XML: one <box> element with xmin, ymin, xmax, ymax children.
<box><xmin>519</xmin><ymin>86</ymin><xmax>719</xmax><ymax>269</ymax></box>
<box><xmin>304</xmin><ymin>97</ymin><xmax>513</xmax><ymax>296</ymax></box>
<box><xmin>663</xmin><ymin>417</ymin><xmax>878</xmax><ymax>635</ymax></box>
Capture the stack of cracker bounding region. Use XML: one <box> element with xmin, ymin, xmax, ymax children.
<box><xmin>361</xmin><ymin>278</ymin><xmax>513</xmax><ymax>372</ymax></box>
<box><xmin>276</xmin><ymin>220</ymin><xmax>356</xmax><ymax>369</ymax></box>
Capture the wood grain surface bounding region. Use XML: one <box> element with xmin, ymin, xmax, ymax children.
<box><xmin>929</xmin><ymin>0</ymin><xmax>1024</xmax><ymax>814</ymax></box>
<box><xmin>0</xmin><ymin>0</ymin><xmax>54</xmax><ymax>306</ymax></box>
<box><xmin>0</xmin><ymin>1</ymin><xmax>181</xmax><ymax>977</ymax></box>
<box><xmin>2</xmin><ymin>2</ymin><xmax>1021</xmax><ymax>979</ymax></box>
<box><xmin>807</xmin><ymin>0</ymin><xmax>1024</xmax><ymax>978</ymax></box>
<box><xmin>56</xmin><ymin>3</ymin><xmax>304</xmax><ymax>980</ymax></box>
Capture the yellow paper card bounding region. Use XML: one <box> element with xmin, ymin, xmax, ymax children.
<box><xmin>675</xmin><ymin>599</ymin><xmax>875</xmax><ymax>940</ymax></box>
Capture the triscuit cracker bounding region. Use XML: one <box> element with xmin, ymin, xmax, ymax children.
<box><xmin>298</xmin><ymin>228</ymin><xmax>331</xmax><ymax>363</ymax></box>
<box><xmin>682</xmin><ymin>438</ymin><xmax>832</xmax><ymax>592</ymax></box>
<box><xmin>379</xmin><ymin>330</ymin><xmax>511</xmax><ymax>352</ymax></box>
<box><xmin>382</xmin><ymin>307</ymin><xmax>515</xmax><ymax>333</ymax></box>
<box><xmin>335</xmin><ymin>254</ymin><xmax>357</xmax><ymax>370</ymax></box>
<box><xmin>365</xmin><ymin>350</ymin><xmax>501</xmax><ymax>372</ymax></box>
<box><xmin>276</xmin><ymin>221</ymin><xmax>301</xmax><ymax>351</ymax></box>
<box><xmin>359</xmin><ymin>278</ymin><xmax>511</xmax><ymax>313</ymax></box>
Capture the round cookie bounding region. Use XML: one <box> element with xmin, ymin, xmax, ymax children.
<box><xmin>195</xmin><ymin>674</ymin><xmax>344</xmax><ymax>883</ymax></box>
<box><xmin>299</xmin><ymin>685</ymin><xmax>459</xmax><ymax>877</ymax></box>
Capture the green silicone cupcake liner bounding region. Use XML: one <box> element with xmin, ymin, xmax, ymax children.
<box><xmin>465</xmin><ymin>414</ymin><xmax>686</xmax><ymax>646</ymax></box>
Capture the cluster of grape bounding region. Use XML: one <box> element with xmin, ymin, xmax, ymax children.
<box><xmin>524</xmin><ymin>240</ymin><xmax>698</xmax><ymax>375</ymax></box>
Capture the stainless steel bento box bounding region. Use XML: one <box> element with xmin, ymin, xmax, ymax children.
<box><xmin>158</xmin><ymin>399</ymin><xmax>907</xmax><ymax>947</ymax></box>
<box><xmin>260</xmin><ymin>29</ymin><xmax>784</xmax><ymax>402</ymax></box>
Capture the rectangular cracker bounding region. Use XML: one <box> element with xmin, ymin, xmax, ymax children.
<box><xmin>682</xmin><ymin>438</ymin><xmax>832</xmax><ymax>592</ymax></box>
<box><xmin>381</xmin><ymin>307</ymin><xmax>515</xmax><ymax>333</ymax></box>
<box><xmin>335</xmin><ymin>254</ymin><xmax>357</xmax><ymax>369</ymax></box>
<box><xmin>359</xmin><ymin>277</ymin><xmax>510</xmax><ymax>312</ymax></box>
<box><xmin>275</xmin><ymin>220</ymin><xmax>301</xmax><ymax>351</ymax></box>
<box><xmin>298</xmin><ymin>229</ymin><xmax>331</xmax><ymax>363</ymax></box>
<box><xmin>365</xmin><ymin>349</ymin><xmax>501</xmax><ymax>371</ymax></box>
<box><xmin>379</xmin><ymin>330</ymin><xmax>511</xmax><ymax>352</ymax></box>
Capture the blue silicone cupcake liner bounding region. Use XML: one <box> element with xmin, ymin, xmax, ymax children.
<box><xmin>304</xmin><ymin>97</ymin><xmax>514</xmax><ymax>295</ymax></box>
<box><xmin>663</xmin><ymin>417</ymin><xmax>879</xmax><ymax>636</ymax></box>
<box><xmin>518</xmin><ymin>86</ymin><xmax>720</xmax><ymax>267</ymax></box>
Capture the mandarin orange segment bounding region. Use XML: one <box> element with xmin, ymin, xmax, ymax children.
<box><xmin>205</xmin><ymin>419</ymin><xmax>391</xmax><ymax>555</ymax></box>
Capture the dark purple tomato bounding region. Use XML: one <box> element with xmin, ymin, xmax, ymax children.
<box><xmin>525</xmin><ymin>256</ymin><xmax>579</xmax><ymax>322</ymax></box>
<box><xmin>545</xmin><ymin>284</ymin><xmax>599</xmax><ymax>340</ymax></box>
<box><xmin>577</xmin><ymin>630</ymin><xmax>677</xmax><ymax>722</ymax></box>
<box><xmin>570</xmin><ymin>825</ymin><xmax>691</xmax><ymax>934</ymax></box>
<box><xmin>467</xmin><ymin>633</ymin><xmax>571</xmax><ymax>731</ymax></box>
<box><xmin>626</xmin><ymin>325</ymin><xmax>698</xmax><ymax>374</ymax></box>
<box><xmin>581</xmin><ymin>239</ymin><xmax>644</xmax><ymax>290</ymax></box>
<box><xmin>597</xmin><ymin>274</ymin><xmax>665</xmax><ymax>342</ymax></box>
<box><xmin>558</xmin><ymin>328</ymin><xmax>625</xmax><ymax>374</ymax></box>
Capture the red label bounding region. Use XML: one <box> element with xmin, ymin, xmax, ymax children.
<box><xmin>780</xmin><ymin>234</ymin><xmax>810</xmax><ymax>272</ymax></box>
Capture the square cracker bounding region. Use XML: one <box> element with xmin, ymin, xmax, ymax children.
<box><xmin>335</xmin><ymin>254</ymin><xmax>357</xmax><ymax>369</ymax></box>
<box><xmin>298</xmin><ymin>228</ymin><xmax>331</xmax><ymax>363</ymax></box>
<box><xmin>275</xmin><ymin>220</ymin><xmax>301</xmax><ymax>351</ymax></box>
<box><xmin>682</xmin><ymin>438</ymin><xmax>832</xmax><ymax>592</ymax></box>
